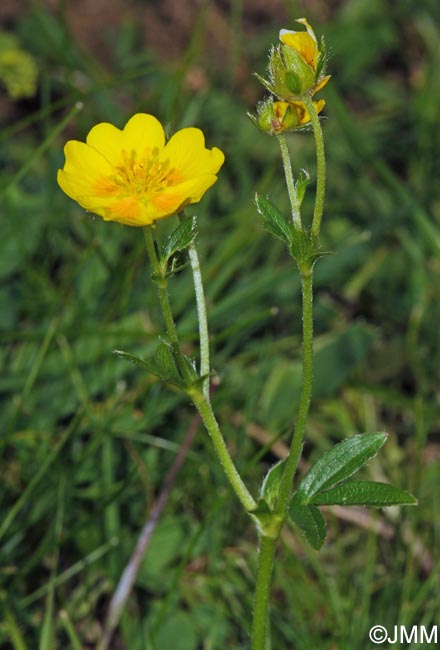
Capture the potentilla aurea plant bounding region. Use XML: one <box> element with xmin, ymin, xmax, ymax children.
<box><xmin>58</xmin><ymin>18</ymin><xmax>416</xmax><ymax>650</ymax></box>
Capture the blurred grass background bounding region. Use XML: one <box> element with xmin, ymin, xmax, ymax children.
<box><xmin>1</xmin><ymin>0</ymin><xmax>439</xmax><ymax>648</ymax></box>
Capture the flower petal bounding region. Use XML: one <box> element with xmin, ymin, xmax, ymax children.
<box><xmin>279</xmin><ymin>30</ymin><xmax>318</xmax><ymax>69</ymax></box>
<box><xmin>120</xmin><ymin>113</ymin><xmax>165</xmax><ymax>156</ymax></box>
<box><xmin>86</xmin><ymin>122</ymin><xmax>124</xmax><ymax>165</ymax></box>
<box><xmin>162</xmin><ymin>127</ymin><xmax>225</xmax><ymax>179</ymax></box>
<box><xmin>151</xmin><ymin>174</ymin><xmax>219</xmax><ymax>218</ymax></box>
<box><xmin>57</xmin><ymin>141</ymin><xmax>113</xmax><ymax>202</ymax></box>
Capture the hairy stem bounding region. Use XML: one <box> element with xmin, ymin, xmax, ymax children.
<box><xmin>143</xmin><ymin>227</ymin><xmax>192</xmax><ymax>384</ymax></box>
<box><xmin>190</xmin><ymin>389</ymin><xmax>257</xmax><ymax>512</ymax></box>
<box><xmin>251</xmin><ymin>535</ymin><xmax>278</xmax><ymax>650</ymax></box>
<box><xmin>276</xmin><ymin>134</ymin><xmax>302</xmax><ymax>230</ymax></box>
<box><xmin>188</xmin><ymin>242</ymin><xmax>211</xmax><ymax>400</ymax></box>
<box><xmin>277</xmin><ymin>269</ymin><xmax>314</xmax><ymax>511</ymax></box>
<box><xmin>303</xmin><ymin>95</ymin><xmax>326</xmax><ymax>237</ymax></box>
<box><xmin>144</xmin><ymin>225</ymin><xmax>255</xmax><ymax>512</ymax></box>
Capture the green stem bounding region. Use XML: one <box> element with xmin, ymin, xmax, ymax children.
<box><xmin>276</xmin><ymin>134</ymin><xmax>302</xmax><ymax>230</ymax></box>
<box><xmin>303</xmin><ymin>95</ymin><xmax>326</xmax><ymax>237</ymax></box>
<box><xmin>251</xmin><ymin>535</ymin><xmax>278</xmax><ymax>650</ymax></box>
<box><xmin>190</xmin><ymin>389</ymin><xmax>257</xmax><ymax>512</ymax></box>
<box><xmin>143</xmin><ymin>226</ymin><xmax>255</xmax><ymax>513</ymax></box>
<box><xmin>143</xmin><ymin>227</ymin><xmax>192</xmax><ymax>384</ymax></box>
<box><xmin>277</xmin><ymin>269</ymin><xmax>314</xmax><ymax>512</ymax></box>
<box><xmin>187</xmin><ymin>242</ymin><xmax>210</xmax><ymax>400</ymax></box>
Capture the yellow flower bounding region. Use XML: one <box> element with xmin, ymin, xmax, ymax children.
<box><xmin>277</xmin><ymin>18</ymin><xmax>330</xmax><ymax>97</ymax></box>
<box><xmin>250</xmin><ymin>97</ymin><xmax>325</xmax><ymax>135</ymax></box>
<box><xmin>57</xmin><ymin>113</ymin><xmax>225</xmax><ymax>227</ymax></box>
<box><xmin>254</xmin><ymin>18</ymin><xmax>330</xmax><ymax>103</ymax></box>
<box><xmin>285</xmin><ymin>98</ymin><xmax>326</xmax><ymax>127</ymax></box>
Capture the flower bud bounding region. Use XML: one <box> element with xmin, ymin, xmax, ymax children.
<box><xmin>255</xmin><ymin>18</ymin><xmax>330</xmax><ymax>102</ymax></box>
<box><xmin>249</xmin><ymin>97</ymin><xmax>326</xmax><ymax>135</ymax></box>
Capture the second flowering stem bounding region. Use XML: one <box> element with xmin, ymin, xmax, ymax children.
<box><xmin>143</xmin><ymin>225</ymin><xmax>256</xmax><ymax>513</ymax></box>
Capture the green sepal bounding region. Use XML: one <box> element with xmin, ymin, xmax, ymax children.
<box><xmin>292</xmin><ymin>432</ymin><xmax>388</xmax><ymax>504</ymax></box>
<box><xmin>260</xmin><ymin>458</ymin><xmax>287</xmax><ymax>511</ymax></box>
<box><xmin>311</xmin><ymin>481</ymin><xmax>418</xmax><ymax>507</ymax></box>
<box><xmin>252</xmin><ymin>72</ymin><xmax>277</xmax><ymax>97</ymax></box>
<box><xmin>161</xmin><ymin>216</ymin><xmax>197</xmax><ymax>263</ymax></box>
<box><xmin>247</xmin><ymin>111</ymin><xmax>260</xmax><ymax>131</ymax></box>
<box><xmin>316</xmin><ymin>36</ymin><xmax>328</xmax><ymax>80</ymax></box>
<box><xmin>284</xmin><ymin>70</ymin><xmax>302</xmax><ymax>95</ymax></box>
<box><xmin>289</xmin><ymin>503</ymin><xmax>326</xmax><ymax>550</ymax></box>
<box><xmin>249</xmin><ymin>499</ymin><xmax>285</xmax><ymax>539</ymax></box>
<box><xmin>280</xmin><ymin>44</ymin><xmax>315</xmax><ymax>95</ymax></box>
<box><xmin>255</xmin><ymin>193</ymin><xmax>292</xmax><ymax>244</ymax></box>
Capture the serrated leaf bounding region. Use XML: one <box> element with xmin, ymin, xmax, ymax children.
<box><xmin>293</xmin><ymin>433</ymin><xmax>388</xmax><ymax>504</ymax></box>
<box><xmin>162</xmin><ymin>217</ymin><xmax>197</xmax><ymax>261</ymax></box>
<box><xmin>260</xmin><ymin>459</ymin><xmax>287</xmax><ymax>511</ymax></box>
<box><xmin>255</xmin><ymin>194</ymin><xmax>292</xmax><ymax>244</ymax></box>
<box><xmin>114</xmin><ymin>344</ymin><xmax>185</xmax><ymax>388</ymax></box>
<box><xmin>311</xmin><ymin>481</ymin><xmax>417</xmax><ymax>507</ymax></box>
<box><xmin>289</xmin><ymin>504</ymin><xmax>326</xmax><ymax>550</ymax></box>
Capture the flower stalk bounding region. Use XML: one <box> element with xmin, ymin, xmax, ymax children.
<box><xmin>303</xmin><ymin>95</ymin><xmax>326</xmax><ymax>237</ymax></box>
<box><xmin>276</xmin><ymin>134</ymin><xmax>302</xmax><ymax>229</ymax></box>
<box><xmin>187</xmin><ymin>241</ymin><xmax>211</xmax><ymax>400</ymax></box>
<box><xmin>143</xmin><ymin>227</ymin><xmax>194</xmax><ymax>385</ymax></box>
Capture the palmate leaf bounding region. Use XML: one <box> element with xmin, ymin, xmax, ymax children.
<box><xmin>289</xmin><ymin>504</ymin><xmax>326</xmax><ymax>550</ymax></box>
<box><xmin>311</xmin><ymin>481</ymin><xmax>417</xmax><ymax>507</ymax></box>
<box><xmin>293</xmin><ymin>432</ymin><xmax>388</xmax><ymax>504</ymax></box>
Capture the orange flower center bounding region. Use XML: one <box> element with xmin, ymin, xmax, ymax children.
<box><xmin>94</xmin><ymin>148</ymin><xmax>184</xmax><ymax>199</ymax></box>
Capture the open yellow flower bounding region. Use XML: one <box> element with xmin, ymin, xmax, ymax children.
<box><xmin>57</xmin><ymin>113</ymin><xmax>225</xmax><ymax>226</ymax></box>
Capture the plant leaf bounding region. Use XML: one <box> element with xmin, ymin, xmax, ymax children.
<box><xmin>114</xmin><ymin>343</ymin><xmax>184</xmax><ymax>388</ymax></box>
<box><xmin>255</xmin><ymin>193</ymin><xmax>292</xmax><ymax>244</ymax></box>
<box><xmin>289</xmin><ymin>504</ymin><xmax>326</xmax><ymax>550</ymax></box>
<box><xmin>162</xmin><ymin>217</ymin><xmax>197</xmax><ymax>261</ymax></box>
<box><xmin>311</xmin><ymin>481</ymin><xmax>417</xmax><ymax>507</ymax></box>
<box><xmin>154</xmin><ymin>341</ymin><xmax>182</xmax><ymax>384</ymax></box>
<box><xmin>113</xmin><ymin>349</ymin><xmax>156</xmax><ymax>372</ymax></box>
<box><xmin>260</xmin><ymin>458</ymin><xmax>287</xmax><ymax>511</ymax></box>
<box><xmin>293</xmin><ymin>432</ymin><xmax>388</xmax><ymax>504</ymax></box>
